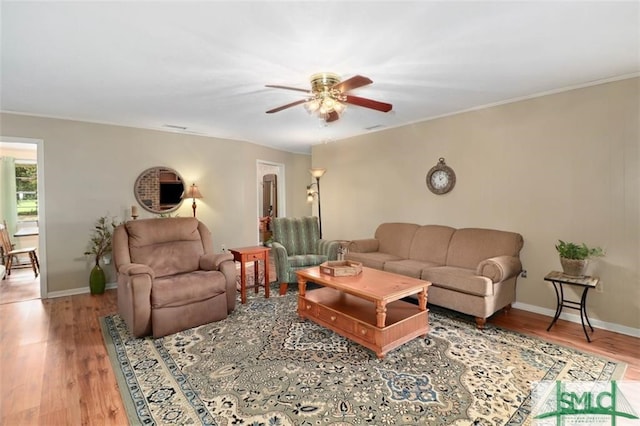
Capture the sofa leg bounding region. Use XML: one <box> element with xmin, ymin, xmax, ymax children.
<box><xmin>279</xmin><ymin>283</ymin><xmax>288</xmax><ymax>296</ymax></box>
<box><xmin>475</xmin><ymin>317</ymin><xmax>486</xmax><ymax>329</ymax></box>
<box><xmin>503</xmin><ymin>304</ymin><xmax>512</xmax><ymax>314</ymax></box>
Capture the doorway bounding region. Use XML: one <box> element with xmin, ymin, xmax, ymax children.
<box><xmin>0</xmin><ymin>138</ymin><xmax>46</xmax><ymax>303</ymax></box>
<box><xmin>256</xmin><ymin>161</ymin><xmax>285</xmax><ymax>244</ymax></box>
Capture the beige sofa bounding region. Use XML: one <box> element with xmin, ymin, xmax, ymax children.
<box><xmin>345</xmin><ymin>223</ymin><xmax>524</xmax><ymax>328</ymax></box>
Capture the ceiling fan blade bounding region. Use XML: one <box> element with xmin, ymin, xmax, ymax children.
<box><xmin>345</xmin><ymin>95</ymin><xmax>393</xmax><ymax>112</ymax></box>
<box><xmin>266</xmin><ymin>99</ymin><xmax>307</xmax><ymax>114</ymax></box>
<box><xmin>265</xmin><ymin>84</ymin><xmax>310</xmax><ymax>93</ymax></box>
<box><xmin>325</xmin><ymin>111</ymin><xmax>340</xmax><ymax>122</ymax></box>
<box><xmin>332</xmin><ymin>75</ymin><xmax>373</xmax><ymax>93</ymax></box>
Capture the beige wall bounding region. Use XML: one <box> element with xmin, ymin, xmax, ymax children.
<box><xmin>2</xmin><ymin>78</ymin><xmax>637</xmax><ymax>330</ymax></box>
<box><xmin>313</xmin><ymin>77</ymin><xmax>639</xmax><ymax>330</ymax></box>
<box><xmin>0</xmin><ymin>113</ymin><xmax>311</xmax><ymax>293</ymax></box>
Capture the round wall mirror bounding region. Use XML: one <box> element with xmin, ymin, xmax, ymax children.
<box><xmin>134</xmin><ymin>167</ymin><xmax>185</xmax><ymax>213</ymax></box>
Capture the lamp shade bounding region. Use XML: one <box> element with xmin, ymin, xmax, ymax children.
<box><xmin>182</xmin><ymin>183</ymin><xmax>203</xmax><ymax>200</ymax></box>
<box><xmin>309</xmin><ymin>168</ymin><xmax>326</xmax><ymax>178</ymax></box>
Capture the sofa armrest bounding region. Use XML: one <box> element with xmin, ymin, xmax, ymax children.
<box><xmin>347</xmin><ymin>238</ymin><xmax>379</xmax><ymax>253</ymax></box>
<box><xmin>476</xmin><ymin>255</ymin><xmax>522</xmax><ymax>282</ymax></box>
<box><xmin>118</xmin><ymin>262</ymin><xmax>155</xmax><ymax>279</ymax></box>
<box><xmin>317</xmin><ymin>239</ymin><xmax>339</xmax><ymax>260</ymax></box>
<box><xmin>200</xmin><ymin>252</ymin><xmax>234</xmax><ymax>271</ymax></box>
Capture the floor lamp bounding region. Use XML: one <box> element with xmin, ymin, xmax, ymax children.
<box><xmin>307</xmin><ymin>168</ymin><xmax>326</xmax><ymax>239</ymax></box>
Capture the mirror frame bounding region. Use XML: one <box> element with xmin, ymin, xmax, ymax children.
<box><xmin>134</xmin><ymin>167</ymin><xmax>185</xmax><ymax>214</ymax></box>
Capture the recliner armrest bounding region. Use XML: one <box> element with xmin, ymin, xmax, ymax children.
<box><xmin>347</xmin><ymin>238</ymin><xmax>379</xmax><ymax>253</ymax></box>
<box><xmin>118</xmin><ymin>262</ymin><xmax>155</xmax><ymax>279</ymax></box>
<box><xmin>476</xmin><ymin>255</ymin><xmax>522</xmax><ymax>283</ymax></box>
<box><xmin>200</xmin><ymin>252</ymin><xmax>234</xmax><ymax>271</ymax></box>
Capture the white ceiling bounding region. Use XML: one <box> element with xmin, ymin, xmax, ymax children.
<box><xmin>2</xmin><ymin>1</ymin><xmax>638</xmax><ymax>154</ymax></box>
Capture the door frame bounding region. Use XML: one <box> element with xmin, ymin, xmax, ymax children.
<box><xmin>0</xmin><ymin>136</ymin><xmax>46</xmax><ymax>298</ymax></box>
<box><xmin>256</xmin><ymin>160</ymin><xmax>285</xmax><ymax>243</ymax></box>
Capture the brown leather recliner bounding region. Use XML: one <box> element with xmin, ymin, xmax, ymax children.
<box><xmin>112</xmin><ymin>217</ymin><xmax>237</xmax><ymax>338</ymax></box>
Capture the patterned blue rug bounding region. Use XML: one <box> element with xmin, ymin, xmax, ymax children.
<box><xmin>100</xmin><ymin>291</ymin><xmax>626</xmax><ymax>425</ymax></box>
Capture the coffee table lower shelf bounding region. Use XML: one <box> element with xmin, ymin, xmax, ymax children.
<box><xmin>298</xmin><ymin>287</ymin><xmax>429</xmax><ymax>359</ymax></box>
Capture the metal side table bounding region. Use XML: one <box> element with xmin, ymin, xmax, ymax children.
<box><xmin>544</xmin><ymin>271</ymin><xmax>599</xmax><ymax>342</ymax></box>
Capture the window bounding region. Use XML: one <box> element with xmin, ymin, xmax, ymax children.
<box><xmin>15</xmin><ymin>161</ymin><xmax>38</xmax><ymax>221</ymax></box>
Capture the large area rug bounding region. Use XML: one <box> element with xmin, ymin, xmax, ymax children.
<box><xmin>101</xmin><ymin>292</ymin><xmax>626</xmax><ymax>425</ymax></box>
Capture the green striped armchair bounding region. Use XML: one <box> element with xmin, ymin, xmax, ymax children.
<box><xmin>271</xmin><ymin>216</ymin><xmax>339</xmax><ymax>294</ymax></box>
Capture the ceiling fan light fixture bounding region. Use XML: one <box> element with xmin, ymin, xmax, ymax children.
<box><xmin>319</xmin><ymin>100</ymin><xmax>331</xmax><ymax>115</ymax></box>
<box><xmin>310</xmin><ymin>72</ymin><xmax>341</xmax><ymax>92</ymax></box>
<box><xmin>304</xmin><ymin>98</ymin><xmax>321</xmax><ymax>114</ymax></box>
<box><xmin>333</xmin><ymin>101</ymin><xmax>346</xmax><ymax>114</ymax></box>
<box><xmin>266</xmin><ymin>72</ymin><xmax>391</xmax><ymax>123</ymax></box>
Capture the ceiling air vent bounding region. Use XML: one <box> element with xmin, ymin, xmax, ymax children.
<box><xmin>364</xmin><ymin>124</ymin><xmax>385</xmax><ymax>131</ymax></box>
<box><xmin>162</xmin><ymin>124</ymin><xmax>188</xmax><ymax>130</ymax></box>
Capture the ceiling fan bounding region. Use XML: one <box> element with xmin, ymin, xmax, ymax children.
<box><xmin>265</xmin><ymin>72</ymin><xmax>392</xmax><ymax>123</ymax></box>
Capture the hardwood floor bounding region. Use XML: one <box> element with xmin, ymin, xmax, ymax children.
<box><xmin>491</xmin><ymin>307</ymin><xmax>640</xmax><ymax>380</ymax></box>
<box><xmin>0</xmin><ymin>266</ymin><xmax>40</xmax><ymax>305</ymax></box>
<box><xmin>0</xmin><ymin>269</ymin><xmax>638</xmax><ymax>425</ymax></box>
<box><xmin>0</xmin><ymin>286</ymin><xmax>126</xmax><ymax>424</ymax></box>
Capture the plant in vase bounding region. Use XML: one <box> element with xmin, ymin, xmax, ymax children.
<box><xmin>555</xmin><ymin>240</ymin><xmax>605</xmax><ymax>277</ymax></box>
<box><xmin>84</xmin><ymin>216</ymin><xmax>120</xmax><ymax>294</ymax></box>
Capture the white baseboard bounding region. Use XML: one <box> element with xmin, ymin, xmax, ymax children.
<box><xmin>512</xmin><ymin>301</ymin><xmax>640</xmax><ymax>338</ymax></box>
<box><xmin>46</xmin><ymin>282</ymin><xmax>117</xmax><ymax>299</ymax></box>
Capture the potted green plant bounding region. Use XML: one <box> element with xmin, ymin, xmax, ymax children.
<box><xmin>555</xmin><ymin>240</ymin><xmax>605</xmax><ymax>276</ymax></box>
<box><xmin>84</xmin><ymin>216</ymin><xmax>120</xmax><ymax>294</ymax></box>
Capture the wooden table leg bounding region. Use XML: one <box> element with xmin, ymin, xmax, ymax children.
<box><xmin>239</xmin><ymin>259</ymin><xmax>247</xmax><ymax>304</ymax></box>
<box><xmin>418</xmin><ymin>287</ymin><xmax>428</xmax><ymax>337</ymax></box>
<box><xmin>254</xmin><ymin>259</ymin><xmax>259</xmax><ymax>294</ymax></box>
<box><xmin>417</xmin><ymin>288</ymin><xmax>426</xmax><ymax>310</ymax></box>
<box><xmin>297</xmin><ymin>277</ymin><xmax>307</xmax><ymax>317</ymax></box>
<box><xmin>263</xmin><ymin>253</ymin><xmax>270</xmax><ymax>298</ymax></box>
<box><xmin>375</xmin><ymin>301</ymin><xmax>387</xmax><ymax>328</ymax></box>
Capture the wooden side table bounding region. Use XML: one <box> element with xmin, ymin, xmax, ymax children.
<box><xmin>544</xmin><ymin>271</ymin><xmax>599</xmax><ymax>342</ymax></box>
<box><xmin>229</xmin><ymin>246</ymin><xmax>271</xmax><ymax>304</ymax></box>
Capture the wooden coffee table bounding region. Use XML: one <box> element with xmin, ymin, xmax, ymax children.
<box><xmin>295</xmin><ymin>266</ymin><xmax>431</xmax><ymax>359</ymax></box>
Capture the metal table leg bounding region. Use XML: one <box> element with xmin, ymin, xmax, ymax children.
<box><xmin>546</xmin><ymin>281</ymin><xmax>564</xmax><ymax>331</ymax></box>
<box><xmin>579</xmin><ymin>287</ymin><xmax>595</xmax><ymax>342</ymax></box>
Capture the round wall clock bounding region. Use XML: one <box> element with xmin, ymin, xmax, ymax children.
<box><xmin>426</xmin><ymin>158</ymin><xmax>456</xmax><ymax>195</ymax></box>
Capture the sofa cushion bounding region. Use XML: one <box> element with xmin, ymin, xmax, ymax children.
<box><xmin>151</xmin><ymin>270</ymin><xmax>226</xmax><ymax>308</ymax></box>
<box><xmin>408</xmin><ymin>225</ymin><xmax>456</xmax><ymax>264</ymax></box>
<box><xmin>345</xmin><ymin>251</ymin><xmax>403</xmax><ymax>270</ymax></box>
<box><xmin>445</xmin><ymin>228</ymin><xmax>524</xmax><ymax>269</ymax></box>
<box><xmin>375</xmin><ymin>223</ymin><xmax>420</xmax><ymax>258</ymax></box>
<box><xmin>421</xmin><ymin>266</ymin><xmax>493</xmax><ymax>297</ymax></box>
<box><xmin>126</xmin><ymin>217</ymin><xmax>204</xmax><ymax>278</ymax></box>
<box><xmin>384</xmin><ymin>259</ymin><xmax>441</xmax><ymax>279</ymax></box>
